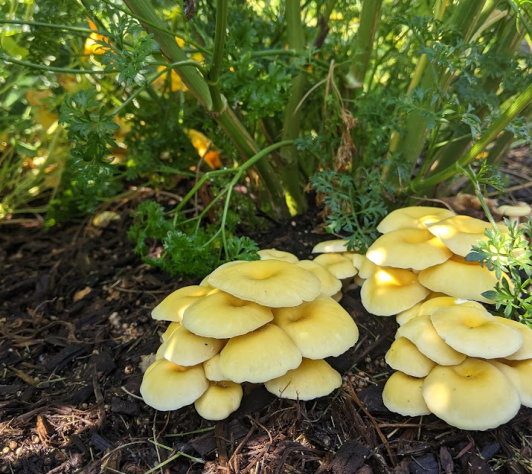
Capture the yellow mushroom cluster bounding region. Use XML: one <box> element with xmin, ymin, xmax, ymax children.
<box><xmin>141</xmin><ymin>253</ymin><xmax>359</xmax><ymax>421</ymax></box>
<box><xmin>313</xmin><ymin>206</ymin><xmax>531</xmax><ymax>430</ymax></box>
<box><xmin>383</xmin><ymin>301</ymin><xmax>532</xmax><ymax>430</ymax></box>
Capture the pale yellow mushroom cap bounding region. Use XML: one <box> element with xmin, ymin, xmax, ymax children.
<box><xmin>207</xmin><ymin>260</ymin><xmax>321</xmax><ymax>308</ymax></box>
<box><xmin>331</xmin><ymin>290</ymin><xmax>343</xmax><ymax>302</ymax></box>
<box><xmin>159</xmin><ymin>324</ymin><xmax>225</xmax><ymax>366</ymax></box>
<box><xmin>396</xmin><ymin>301</ymin><xmax>425</xmax><ymax>326</ymax></box>
<box><xmin>385</xmin><ymin>337</ymin><xmax>437</xmax><ymax>377</ymax></box>
<box><xmin>219</xmin><ymin>324</ymin><xmax>302</xmax><ymax>383</ymax></box>
<box><xmin>203</xmin><ymin>354</ymin><xmax>225</xmax><ymax>382</ymax></box>
<box><xmin>272</xmin><ymin>295</ymin><xmax>359</xmax><ymax>359</ymax></box>
<box><xmin>431</xmin><ymin>306</ymin><xmax>524</xmax><ymax>359</ymax></box>
<box><xmin>377</xmin><ymin>206</ymin><xmax>456</xmax><ymax>234</ymax></box>
<box><xmin>397</xmin><ymin>315</ymin><xmax>466</xmax><ymax>366</ymax></box>
<box><xmin>422</xmin><ymin>358</ymin><xmax>521</xmax><ymax>430</ymax></box>
<box><xmin>497</xmin><ymin>202</ymin><xmax>531</xmax><ymax>217</ymax></box>
<box><xmin>258</xmin><ymin>248</ymin><xmax>299</xmax><ymax>263</ymax></box>
<box><xmin>361</xmin><ymin>267</ymin><xmax>430</xmax><ymax>316</ymax></box>
<box><xmin>295</xmin><ymin>260</ymin><xmax>342</xmax><ymax>297</ymax></box>
<box><xmin>313</xmin><ymin>253</ymin><xmax>358</xmax><ymax>279</ymax></box>
<box><xmin>161</xmin><ymin>321</ymin><xmax>181</xmax><ymax>342</ymax></box>
<box><xmin>489</xmin><ymin>359</ymin><xmax>532</xmax><ymax>407</ymax></box>
<box><xmin>265</xmin><ymin>358</ymin><xmax>342</xmax><ymax>401</ymax></box>
<box><xmin>427</xmin><ymin>215</ymin><xmax>509</xmax><ymax>257</ymax></box>
<box><xmin>151</xmin><ymin>285</ymin><xmax>212</xmax><ymax>322</ymax></box>
<box><xmin>382</xmin><ymin>371</ymin><xmax>431</xmax><ymax>416</ymax></box>
<box><xmin>495</xmin><ymin>317</ymin><xmax>532</xmax><ymax>360</ymax></box>
<box><xmin>354</xmin><ymin>254</ymin><xmax>378</xmax><ymax>279</ymax></box>
<box><xmin>194</xmin><ymin>381</ymin><xmax>243</xmax><ymax>420</ymax></box>
<box><xmin>418</xmin><ymin>256</ymin><xmax>504</xmax><ymax>303</ymax></box>
<box><xmin>312</xmin><ymin>239</ymin><xmax>350</xmax><ymax>253</ymax></box>
<box><xmin>140</xmin><ymin>359</ymin><xmax>209</xmax><ymax>411</ymax></box>
<box><xmin>182</xmin><ymin>291</ymin><xmax>273</xmax><ymax>338</ymax></box>
<box><xmin>366</xmin><ymin>228</ymin><xmax>452</xmax><ymax>271</ymax></box>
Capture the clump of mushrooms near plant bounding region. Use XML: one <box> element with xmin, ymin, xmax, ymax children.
<box><xmin>141</xmin><ymin>253</ymin><xmax>359</xmax><ymax>421</ymax></box>
<box><xmin>313</xmin><ymin>206</ymin><xmax>532</xmax><ymax>430</ymax></box>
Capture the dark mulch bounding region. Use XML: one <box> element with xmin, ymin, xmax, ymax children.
<box><xmin>1</xmin><ymin>174</ymin><xmax>532</xmax><ymax>473</ymax></box>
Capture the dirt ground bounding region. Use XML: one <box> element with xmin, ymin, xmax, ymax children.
<box><xmin>1</xmin><ymin>152</ymin><xmax>532</xmax><ymax>474</ymax></box>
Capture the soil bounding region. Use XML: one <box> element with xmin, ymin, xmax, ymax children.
<box><xmin>1</xmin><ymin>154</ymin><xmax>532</xmax><ymax>474</ymax></box>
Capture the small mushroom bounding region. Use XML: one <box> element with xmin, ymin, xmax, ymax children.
<box><xmin>489</xmin><ymin>359</ymin><xmax>532</xmax><ymax>407</ymax></box>
<box><xmin>366</xmin><ymin>228</ymin><xmax>452</xmax><ymax>271</ymax></box>
<box><xmin>194</xmin><ymin>381</ymin><xmax>244</xmax><ymax>420</ymax></box>
<box><xmin>497</xmin><ymin>202</ymin><xmax>531</xmax><ymax>226</ymax></box>
<box><xmin>151</xmin><ymin>285</ymin><xmax>212</xmax><ymax>322</ymax></box>
<box><xmin>377</xmin><ymin>206</ymin><xmax>455</xmax><ymax>233</ymax></box>
<box><xmin>218</xmin><ymin>324</ymin><xmax>302</xmax><ymax>383</ymax></box>
<box><xmin>311</xmin><ymin>239</ymin><xmax>350</xmax><ymax>253</ymax></box>
<box><xmin>431</xmin><ymin>306</ymin><xmax>524</xmax><ymax>359</ymax></box>
<box><xmin>140</xmin><ymin>359</ymin><xmax>209</xmax><ymax>411</ymax></box>
<box><xmin>207</xmin><ymin>260</ymin><xmax>321</xmax><ymax>308</ymax></box>
<box><xmin>264</xmin><ymin>358</ymin><xmax>342</xmax><ymax>400</ymax></box>
<box><xmin>382</xmin><ymin>371</ymin><xmax>431</xmax><ymax>416</ymax></box>
<box><xmin>385</xmin><ymin>337</ymin><xmax>436</xmax><ymax>377</ymax></box>
<box><xmin>422</xmin><ymin>358</ymin><xmax>521</xmax><ymax>430</ymax></box>
<box><xmin>258</xmin><ymin>248</ymin><xmax>299</xmax><ymax>263</ymax></box>
<box><xmin>272</xmin><ymin>295</ymin><xmax>359</xmax><ymax>359</ymax></box>
<box><xmin>313</xmin><ymin>253</ymin><xmax>358</xmax><ymax>279</ymax></box>
<box><xmin>295</xmin><ymin>260</ymin><xmax>342</xmax><ymax>297</ymax></box>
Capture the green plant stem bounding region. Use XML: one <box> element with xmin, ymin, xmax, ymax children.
<box><xmin>507</xmin><ymin>0</ymin><xmax>532</xmax><ymax>37</ymax></box>
<box><xmin>0</xmin><ymin>55</ymin><xmax>111</xmax><ymax>74</ymax></box>
<box><xmin>174</xmin><ymin>140</ymin><xmax>294</xmax><ymax>215</ymax></box>
<box><xmin>410</xmin><ymin>81</ymin><xmax>532</xmax><ymax>193</ymax></box>
<box><xmin>279</xmin><ymin>0</ymin><xmax>307</xmax><ymax>215</ymax></box>
<box><xmin>123</xmin><ymin>0</ymin><xmax>289</xmax><ymax>218</ymax></box>
<box><xmin>208</xmin><ymin>0</ymin><xmax>229</xmax><ymax>113</ymax></box>
<box><xmin>461</xmin><ymin>165</ymin><xmax>498</xmax><ymax>229</ymax></box>
<box><xmin>346</xmin><ymin>0</ymin><xmax>383</xmax><ymax>89</ymax></box>
<box><xmin>0</xmin><ymin>19</ymin><xmax>112</xmax><ymax>37</ymax></box>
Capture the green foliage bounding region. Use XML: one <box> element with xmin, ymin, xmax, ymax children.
<box><xmin>310</xmin><ymin>167</ymin><xmax>393</xmax><ymax>252</ymax></box>
<box><xmin>466</xmin><ymin>220</ymin><xmax>532</xmax><ymax>326</ymax></box>
<box><xmin>127</xmin><ymin>200</ymin><xmax>259</xmax><ymax>279</ymax></box>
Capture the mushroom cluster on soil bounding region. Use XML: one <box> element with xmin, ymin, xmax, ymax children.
<box><xmin>313</xmin><ymin>206</ymin><xmax>531</xmax><ymax>430</ymax></box>
<box><xmin>141</xmin><ymin>255</ymin><xmax>359</xmax><ymax>420</ymax></box>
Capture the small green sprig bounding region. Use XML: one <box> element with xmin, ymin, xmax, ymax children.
<box><xmin>466</xmin><ymin>219</ymin><xmax>532</xmax><ymax>326</ymax></box>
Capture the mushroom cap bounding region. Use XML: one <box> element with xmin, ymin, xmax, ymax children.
<box><xmin>377</xmin><ymin>206</ymin><xmax>455</xmax><ymax>233</ymax></box>
<box><xmin>264</xmin><ymin>358</ymin><xmax>342</xmax><ymax>401</ymax></box>
<box><xmin>495</xmin><ymin>317</ymin><xmax>532</xmax><ymax>360</ymax></box>
<box><xmin>427</xmin><ymin>215</ymin><xmax>509</xmax><ymax>257</ymax></box>
<box><xmin>331</xmin><ymin>290</ymin><xmax>343</xmax><ymax>302</ymax></box>
<box><xmin>272</xmin><ymin>295</ymin><xmax>359</xmax><ymax>359</ymax></box>
<box><xmin>497</xmin><ymin>202</ymin><xmax>531</xmax><ymax>217</ymax></box>
<box><xmin>382</xmin><ymin>371</ymin><xmax>431</xmax><ymax>416</ymax></box>
<box><xmin>396</xmin><ymin>301</ymin><xmax>425</xmax><ymax>326</ymax></box>
<box><xmin>418</xmin><ymin>256</ymin><xmax>502</xmax><ymax>303</ymax></box>
<box><xmin>366</xmin><ymin>228</ymin><xmax>452</xmax><ymax>271</ymax></box>
<box><xmin>397</xmin><ymin>315</ymin><xmax>466</xmax><ymax>366</ymax></box>
<box><xmin>295</xmin><ymin>260</ymin><xmax>342</xmax><ymax>297</ymax></box>
<box><xmin>385</xmin><ymin>337</ymin><xmax>437</xmax><ymax>377</ymax></box>
<box><xmin>258</xmin><ymin>248</ymin><xmax>299</xmax><ymax>263</ymax></box>
<box><xmin>203</xmin><ymin>354</ymin><xmax>225</xmax><ymax>381</ymax></box>
<box><xmin>159</xmin><ymin>324</ymin><xmax>225</xmax><ymax>366</ymax></box>
<box><xmin>219</xmin><ymin>324</ymin><xmax>302</xmax><ymax>383</ymax></box>
<box><xmin>312</xmin><ymin>239</ymin><xmax>350</xmax><ymax>253</ymax></box>
<box><xmin>161</xmin><ymin>321</ymin><xmax>181</xmax><ymax>342</ymax></box>
<box><xmin>431</xmin><ymin>306</ymin><xmax>524</xmax><ymax>359</ymax></box>
<box><xmin>207</xmin><ymin>260</ymin><xmax>321</xmax><ymax>308</ymax></box>
<box><xmin>354</xmin><ymin>255</ymin><xmax>379</xmax><ymax>279</ymax></box>
<box><xmin>194</xmin><ymin>381</ymin><xmax>244</xmax><ymax>420</ymax></box>
<box><xmin>361</xmin><ymin>267</ymin><xmax>430</xmax><ymax>316</ymax></box>
<box><xmin>313</xmin><ymin>253</ymin><xmax>358</xmax><ymax>279</ymax></box>
<box><xmin>140</xmin><ymin>359</ymin><xmax>209</xmax><ymax>411</ymax></box>
<box><xmin>182</xmin><ymin>291</ymin><xmax>273</xmax><ymax>338</ymax></box>
<box><xmin>152</xmin><ymin>286</ymin><xmax>212</xmax><ymax>322</ymax></box>
<box><xmin>397</xmin><ymin>297</ymin><xmax>486</xmax><ymax>326</ymax></box>
<box><xmin>422</xmin><ymin>358</ymin><xmax>521</xmax><ymax>430</ymax></box>
<box><xmin>489</xmin><ymin>359</ymin><xmax>532</xmax><ymax>407</ymax></box>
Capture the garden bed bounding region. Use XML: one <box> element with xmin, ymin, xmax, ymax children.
<box><xmin>1</xmin><ymin>190</ymin><xmax>531</xmax><ymax>474</ymax></box>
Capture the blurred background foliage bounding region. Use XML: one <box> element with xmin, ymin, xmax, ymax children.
<box><xmin>1</xmin><ymin>0</ymin><xmax>531</xmax><ymax>277</ymax></box>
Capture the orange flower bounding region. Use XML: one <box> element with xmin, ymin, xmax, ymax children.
<box><xmin>84</xmin><ymin>20</ymin><xmax>111</xmax><ymax>56</ymax></box>
<box><xmin>185</xmin><ymin>129</ymin><xmax>222</xmax><ymax>169</ymax></box>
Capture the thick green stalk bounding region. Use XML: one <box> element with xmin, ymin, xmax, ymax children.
<box><xmin>429</xmin><ymin>15</ymin><xmax>525</xmax><ymax>174</ymax></box>
<box><xmin>123</xmin><ymin>0</ymin><xmax>289</xmax><ymax>217</ymax></box>
<box><xmin>386</xmin><ymin>0</ymin><xmax>487</xmax><ymax>189</ymax></box>
<box><xmin>208</xmin><ymin>0</ymin><xmax>228</xmax><ymax>113</ymax></box>
<box><xmin>346</xmin><ymin>0</ymin><xmax>383</xmax><ymax>89</ymax></box>
<box><xmin>280</xmin><ymin>0</ymin><xmax>307</xmax><ymax>215</ymax></box>
<box><xmin>410</xmin><ymin>81</ymin><xmax>532</xmax><ymax>193</ymax></box>
<box><xmin>123</xmin><ymin>0</ymin><xmax>212</xmax><ymax>108</ymax></box>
